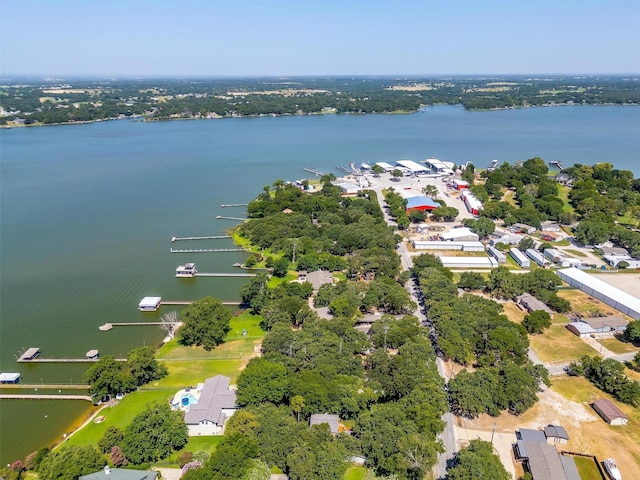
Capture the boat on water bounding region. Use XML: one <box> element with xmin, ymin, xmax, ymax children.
<box><xmin>603</xmin><ymin>458</ymin><xmax>622</xmax><ymax>480</ymax></box>
<box><xmin>176</xmin><ymin>263</ymin><xmax>197</xmax><ymax>278</ymax></box>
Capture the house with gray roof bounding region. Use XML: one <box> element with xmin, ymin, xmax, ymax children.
<box><xmin>514</xmin><ymin>430</ymin><xmax>580</xmax><ymax>480</ymax></box>
<box><xmin>306</xmin><ymin>270</ymin><xmax>335</xmax><ymax>291</ymax></box>
<box><xmin>544</xmin><ymin>424</ymin><xmax>569</xmax><ymax>445</ymax></box>
<box><xmin>309</xmin><ymin>413</ymin><xmax>340</xmax><ymax>435</ymax></box>
<box><xmin>516</xmin><ymin>293</ymin><xmax>554</xmax><ymax>317</ymax></box>
<box><xmin>184</xmin><ymin>375</ymin><xmax>237</xmax><ymax>435</ymax></box>
<box><xmin>80</xmin><ymin>467</ymin><xmax>157</xmax><ymax>480</ymax></box>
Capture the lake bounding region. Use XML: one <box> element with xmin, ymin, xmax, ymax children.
<box><xmin>1</xmin><ymin>105</ymin><xmax>639</xmax><ymax>463</ymax></box>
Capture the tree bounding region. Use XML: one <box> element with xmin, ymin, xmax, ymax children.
<box><xmin>120</xmin><ymin>402</ymin><xmax>188</xmax><ymax>464</ymax></box>
<box><xmin>290</xmin><ymin>395</ymin><xmax>305</xmax><ymax>422</ymax></box>
<box><xmin>408</xmin><ymin>209</ymin><xmax>426</xmax><ymax>222</ymax></box>
<box><xmin>160</xmin><ymin>310</ymin><xmax>180</xmax><ymax>340</ymax></box>
<box><xmin>522</xmin><ymin>310</ymin><xmax>552</xmax><ymax>334</ymax></box>
<box><xmin>624</xmin><ymin>320</ymin><xmax>640</xmax><ymax>343</ymax></box>
<box><xmin>127</xmin><ymin>345</ymin><xmax>167</xmax><ymax>386</ymax></box>
<box><xmin>272</xmin><ymin>257</ymin><xmax>290</xmax><ymax>277</ymax></box>
<box><xmin>391</xmin><ymin>169</ymin><xmax>403</xmax><ymax>181</ymax></box>
<box><xmin>98</xmin><ymin>425</ymin><xmax>124</xmax><ymax>453</ymax></box>
<box><xmin>82</xmin><ymin>355</ymin><xmax>135</xmax><ymax>402</ymax></box>
<box><xmin>448</xmin><ymin>440</ymin><xmax>510</xmax><ymax>480</ymax></box>
<box><xmin>178</xmin><ymin>296</ymin><xmax>232</xmax><ymax>350</ymax></box>
<box><xmin>422</xmin><ymin>184</ymin><xmax>439</xmax><ymax>198</ymax></box>
<box><xmin>372</xmin><ymin>164</ymin><xmax>384</xmax><ymax>177</ymax></box>
<box><xmin>457</xmin><ymin>272</ymin><xmax>485</xmax><ymax>291</ymax></box>
<box><xmin>110</xmin><ymin>446</ymin><xmax>128</xmax><ymax>467</ymax></box>
<box><xmin>37</xmin><ymin>445</ymin><xmax>104</xmax><ymax>480</ymax></box>
<box><xmin>462</xmin><ymin>217</ymin><xmax>495</xmax><ymax>239</ymax></box>
<box><xmin>518</xmin><ymin>237</ymin><xmax>536</xmax><ymax>252</ymax></box>
<box><xmin>236</xmin><ymin>357</ymin><xmax>289</xmax><ymax>406</ymax></box>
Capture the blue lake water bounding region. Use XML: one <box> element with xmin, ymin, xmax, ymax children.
<box><xmin>0</xmin><ymin>105</ymin><xmax>638</xmax><ymax>463</ymax></box>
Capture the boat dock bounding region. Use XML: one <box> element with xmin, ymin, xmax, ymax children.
<box><xmin>170</xmin><ymin>248</ymin><xmax>244</xmax><ymax>253</ymax></box>
<box><xmin>17</xmin><ymin>357</ymin><xmax>126</xmax><ymax>363</ymax></box>
<box><xmin>221</xmin><ymin>203</ymin><xmax>248</xmax><ymax>207</ymax></box>
<box><xmin>1</xmin><ymin>383</ymin><xmax>89</xmax><ymax>389</ymax></box>
<box><xmin>171</xmin><ymin>235</ymin><xmax>231</xmax><ymax>242</ymax></box>
<box><xmin>215</xmin><ymin>216</ymin><xmax>246</xmax><ymax>221</ymax></box>
<box><xmin>304</xmin><ymin>167</ymin><xmax>325</xmax><ymax>176</ymax></box>
<box><xmin>195</xmin><ymin>272</ymin><xmax>256</xmax><ymax>277</ymax></box>
<box><xmin>0</xmin><ymin>394</ymin><xmax>92</xmax><ymax>401</ymax></box>
<box><xmin>161</xmin><ymin>300</ymin><xmax>242</xmax><ymax>305</ymax></box>
<box><xmin>18</xmin><ymin>348</ymin><xmax>41</xmax><ymax>362</ymax></box>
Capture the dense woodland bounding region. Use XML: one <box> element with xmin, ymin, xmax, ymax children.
<box><xmin>1</xmin><ymin>76</ymin><xmax>639</xmax><ymax>125</ymax></box>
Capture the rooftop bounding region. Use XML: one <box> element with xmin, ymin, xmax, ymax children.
<box><xmin>578</xmin><ymin>316</ymin><xmax>628</xmax><ymax>330</ymax></box>
<box><xmin>79</xmin><ymin>469</ymin><xmax>158</xmax><ymax>480</ymax></box>
<box><xmin>544</xmin><ymin>424</ymin><xmax>569</xmax><ymax>440</ymax></box>
<box><xmin>184</xmin><ymin>375</ymin><xmax>237</xmax><ymax>425</ymax></box>
<box><xmin>309</xmin><ymin>413</ymin><xmax>340</xmax><ymax>434</ymax></box>
<box><xmin>592</xmin><ymin>398</ymin><xmax>628</xmax><ymax>420</ymax></box>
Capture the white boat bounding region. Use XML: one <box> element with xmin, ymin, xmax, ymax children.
<box><xmin>176</xmin><ymin>263</ymin><xmax>197</xmax><ymax>277</ymax></box>
<box><xmin>603</xmin><ymin>458</ymin><xmax>622</xmax><ymax>480</ymax></box>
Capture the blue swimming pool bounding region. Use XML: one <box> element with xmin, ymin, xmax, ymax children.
<box><xmin>181</xmin><ymin>394</ymin><xmax>198</xmax><ymax>407</ymax></box>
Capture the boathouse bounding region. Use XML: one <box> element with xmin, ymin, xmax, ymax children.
<box><xmin>85</xmin><ymin>350</ymin><xmax>99</xmax><ymax>360</ymax></box>
<box><xmin>138</xmin><ymin>297</ymin><xmax>162</xmax><ymax>312</ymax></box>
<box><xmin>0</xmin><ymin>373</ymin><xmax>21</xmax><ymax>384</ymax></box>
<box><xmin>176</xmin><ymin>263</ymin><xmax>197</xmax><ymax>277</ymax></box>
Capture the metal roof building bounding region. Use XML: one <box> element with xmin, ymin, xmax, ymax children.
<box><xmin>592</xmin><ymin>398</ymin><xmax>628</xmax><ymax>425</ymax></box>
<box><xmin>510</xmin><ymin>248</ymin><xmax>531</xmax><ymax>268</ymax></box>
<box><xmin>437</xmin><ymin>255</ymin><xmax>498</xmax><ymax>269</ymax></box>
<box><xmin>488</xmin><ymin>246</ymin><xmax>507</xmax><ymax>263</ymax></box>
<box><xmin>556</xmin><ymin>267</ymin><xmax>640</xmax><ymax>320</ymax></box>
<box><xmin>412</xmin><ymin>240</ymin><xmax>485</xmax><ymax>252</ymax></box>
<box><xmin>440</xmin><ymin>227</ymin><xmax>479</xmax><ymax>242</ymax></box>
<box><xmin>396</xmin><ymin>160</ymin><xmax>429</xmax><ymax>174</ymax></box>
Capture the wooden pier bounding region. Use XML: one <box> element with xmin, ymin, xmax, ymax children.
<box><xmin>17</xmin><ymin>357</ymin><xmax>126</xmax><ymax>363</ymax></box>
<box><xmin>221</xmin><ymin>203</ymin><xmax>248</xmax><ymax>207</ymax></box>
<box><xmin>0</xmin><ymin>394</ymin><xmax>92</xmax><ymax>401</ymax></box>
<box><xmin>215</xmin><ymin>216</ymin><xmax>246</xmax><ymax>221</ymax></box>
<box><xmin>171</xmin><ymin>235</ymin><xmax>231</xmax><ymax>242</ymax></box>
<box><xmin>161</xmin><ymin>300</ymin><xmax>242</xmax><ymax>305</ymax></box>
<box><xmin>195</xmin><ymin>272</ymin><xmax>256</xmax><ymax>277</ymax></box>
<box><xmin>170</xmin><ymin>248</ymin><xmax>244</xmax><ymax>253</ymax></box>
<box><xmin>304</xmin><ymin>167</ymin><xmax>325</xmax><ymax>176</ymax></box>
<box><xmin>1</xmin><ymin>383</ymin><xmax>89</xmax><ymax>389</ymax></box>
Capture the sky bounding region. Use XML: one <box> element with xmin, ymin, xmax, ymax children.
<box><xmin>1</xmin><ymin>0</ymin><xmax>639</xmax><ymax>77</ymax></box>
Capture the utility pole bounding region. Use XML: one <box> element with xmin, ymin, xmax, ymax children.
<box><xmin>491</xmin><ymin>422</ymin><xmax>497</xmax><ymax>445</ymax></box>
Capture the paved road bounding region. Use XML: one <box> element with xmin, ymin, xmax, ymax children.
<box><xmin>373</xmin><ymin>184</ymin><xmax>457</xmax><ymax>480</ymax></box>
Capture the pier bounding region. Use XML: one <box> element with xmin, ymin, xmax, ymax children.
<box><xmin>195</xmin><ymin>272</ymin><xmax>256</xmax><ymax>277</ymax></box>
<box><xmin>221</xmin><ymin>203</ymin><xmax>248</xmax><ymax>207</ymax></box>
<box><xmin>215</xmin><ymin>216</ymin><xmax>246</xmax><ymax>221</ymax></box>
<box><xmin>171</xmin><ymin>235</ymin><xmax>231</xmax><ymax>242</ymax></box>
<box><xmin>17</xmin><ymin>357</ymin><xmax>126</xmax><ymax>363</ymax></box>
<box><xmin>170</xmin><ymin>248</ymin><xmax>245</xmax><ymax>253</ymax></box>
<box><xmin>0</xmin><ymin>394</ymin><xmax>92</xmax><ymax>401</ymax></box>
<box><xmin>161</xmin><ymin>300</ymin><xmax>242</xmax><ymax>305</ymax></box>
<box><xmin>1</xmin><ymin>383</ymin><xmax>89</xmax><ymax>389</ymax></box>
<box><xmin>304</xmin><ymin>167</ymin><xmax>325</xmax><ymax>176</ymax></box>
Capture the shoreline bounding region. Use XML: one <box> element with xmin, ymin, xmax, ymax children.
<box><xmin>2</xmin><ymin>102</ymin><xmax>637</xmax><ymax>129</ymax></box>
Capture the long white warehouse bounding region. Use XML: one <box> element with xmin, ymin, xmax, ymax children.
<box><xmin>556</xmin><ymin>267</ymin><xmax>640</xmax><ymax>320</ymax></box>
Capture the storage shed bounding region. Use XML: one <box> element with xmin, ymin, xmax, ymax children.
<box><xmin>488</xmin><ymin>246</ymin><xmax>507</xmax><ymax>264</ymax></box>
<box><xmin>461</xmin><ymin>190</ymin><xmax>483</xmax><ymax>215</ymax></box>
<box><xmin>592</xmin><ymin>398</ymin><xmax>628</xmax><ymax>425</ymax></box>
<box><xmin>543</xmin><ymin>425</ymin><xmax>569</xmax><ymax>445</ymax></box>
<box><xmin>437</xmin><ymin>256</ymin><xmax>498</xmax><ymax>269</ymax></box>
<box><xmin>510</xmin><ymin>248</ymin><xmax>530</xmax><ymax>268</ymax></box>
<box><xmin>556</xmin><ymin>267</ymin><xmax>640</xmax><ymax>320</ymax></box>
<box><xmin>526</xmin><ymin>248</ymin><xmax>547</xmax><ymax>267</ymax></box>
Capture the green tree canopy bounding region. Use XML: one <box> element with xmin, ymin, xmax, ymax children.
<box><xmin>127</xmin><ymin>345</ymin><xmax>167</xmax><ymax>386</ymax></box>
<box><xmin>179</xmin><ymin>296</ymin><xmax>232</xmax><ymax>350</ymax></box>
<box><xmin>448</xmin><ymin>440</ymin><xmax>510</xmax><ymax>480</ymax></box>
<box><xmin>120</xmin><ymin>402</ymin><xmax>188</xmax><ymax>464</ymax></box>
<box><xmin>37</xmin><ymin>445</ymin><xmax>104</xmax><ymax>480</ymax></box>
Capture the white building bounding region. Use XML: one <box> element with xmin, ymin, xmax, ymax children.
<box><xmin>423</xmin><ymin>158</ymin><xmax>455</xmax><ymax>176</ymax></box>
<box><xmin>138</xmin><ymin>296</ymin><xmax>161</xmax><ymax>311</ymax></box>
<box><xmin>437</xmin><ymin>256</ymin><xmax>498</xmax><ymax>269</ymax></box>
<box><xmin>488</xmin><ymin>246</ymin><xmax>507</xmax><ymax>264</ymax></box>
<box><xmin>510</xmin><ymin>248</ymin><xmax>530</xmax><ymax>268</ymax></box>
<box><xmin>396</xmin><ymin>160</ymin><xmax>429</xmax><ymax>175</ymax></box>
<box><xmin>526</xmin><ymin>248</ymin><xmax>547</xmax><ymax>267</ymax></box>
<box><xmin>461</xmin><ymin>190</ymin><xmax>483</xmax><ymax>215</ymax></box>
<box><xmin>374</xmin><ymin>162</ymin><xmax>395</xmax><ymax>172</ymax></box>
<box><xmin>412</xmin><ymin>240</ymin><xmax>485</xmax><ymax>252</ymax></box>
<box><xmin>440</xmin><ymin>227</ymin><xmax>479</xmax><ymax>242</ymax></box>
<box><xmin>556</xmin><ymin>267</ymin><xmax>640</xmax><ymax>319</ymax></box>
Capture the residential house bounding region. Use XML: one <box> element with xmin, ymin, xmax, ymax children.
<box><xmin>309</xmin><ymin>414</ymin><xmax>340</xmax><ymax>435</ymax></box>
<box><xmin>80</xmin><ymin>467</ymin><xmax>158</xmax><ymax>480</ymax></box>
<box><xmin>184</xmin><ymin>375</ymin><xmax>237</xmax><ymax>435</ymax></box>
<box><xmin>516</xmin><ymin>293</ymin><xmax>554</xmax><ymax>316</ymax></box>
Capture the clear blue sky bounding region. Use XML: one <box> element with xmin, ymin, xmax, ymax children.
<box><xmin>1</xmin><ymin>0</ymin><xmax>639</xmax><ymax>76</ymax></box>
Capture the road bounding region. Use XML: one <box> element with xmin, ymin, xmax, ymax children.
<box><xmin>373</xmin><ymin>184</ymin><xmax>457</xmax><ymax>480</ymax></box>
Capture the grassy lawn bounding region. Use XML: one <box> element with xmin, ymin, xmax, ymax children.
<box><xmin>596</xmin><ymin>335</ymin><xmax>639</xmax><ymax>355</ymax></box>
<box><xmin>557</xmin><ymin>290</ymin><xmax>620</xmax><ymax>317</ymax></box>
<box><xmin>557</xmin><ymin>186</ymin><xmax>575</xmax><ymax>213</ymax></box>
<box><xmin>155</xmin><ymin>436</ymin><xmax>224</xmax><ymax>467</ymax></box>
<box><xmin>343</xmin><ymin>466</ymin><xmax>368</xmax><ymax>480</ymax></box>
<box><xmin>572</xmin><ymin>456</ymin><xmax>605</xmax><ymax>480</ymax></box>
<box><xmin>529</xmin><ymin>324</ymin><xmax>595</xmax><ymax>363</ymax></box>
<box><xmin>565</xmin><ymin>249</ymin><xmax>587</xmax><ymax>258</ymax></box>
<box><xmin>64</xmin><ymin>312</ymin><xmax>265</xmax><ymax>450</ymax></box>
<box><xmin>267</xmin><ymin>272</ymin><xmax>298</xmax><ymax>287</ymax></box>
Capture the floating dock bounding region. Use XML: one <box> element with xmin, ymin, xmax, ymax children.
<box><xmin>215</xmin><ymin>216</ymin><xmax>246</xmax><ymax>221</ymax></box>
<box><xmin>304</xmin><ymin>167</ymin><xmax>325</xmax><ymax>176</ymax></box>
<box><xmin>170</xmin><ymin>248</ymin><xmax>244</xmax><ymax>253</ymax></box>
<box><xmin>221</xmin><ymin>203</ymin><xmax>248</xmax><ymax>207</ymax></box>
<box><xmin>18</xmin><ymin>348</ymin><xmax>41</xmax><ymax>362</ymax></box>
<box><xmin>171</xmin><ymin>235</ymin><xmax>231</xmax><ymax>242</ymax></box>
